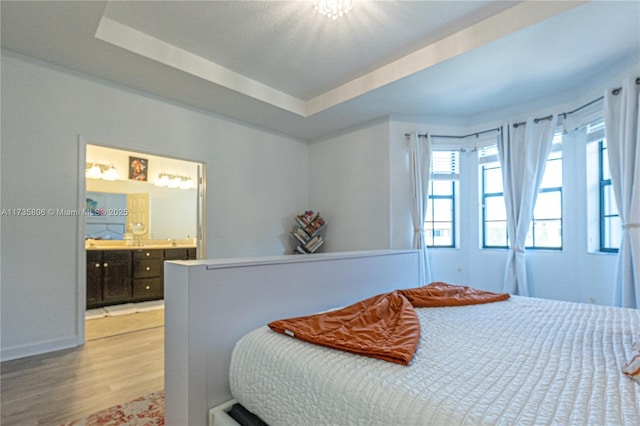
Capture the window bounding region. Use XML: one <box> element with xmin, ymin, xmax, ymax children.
<box><xmin>479</xmin><ymin>145</ymin><xmax>507</xmax><ymax>247</ymax></box>
<box><xmin>598</xmin><ymin>137</ymin><xmax>620</xmax><ymax>252</ymax></box>
<box><xmin>479</xmin><ymin>132</ymin><xmax>563</xmax><ymax>249</ymax></box>
<box><xmin>529</xmin><ymin>142</ymin><xmax>563</xmax><ymax>249</ymax></box>
<box><xmin>425</xmin><ymin>151</ymin><xmax>458</xmax><ymax>248</ymax></box>
<box><xmin>586</xmin><ymin>119</ymin><xmax>620</xmax><ymax>252</ymax></box>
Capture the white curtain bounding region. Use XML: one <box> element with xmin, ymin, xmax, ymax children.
<box><xmin>498</xmin><ymin>118</ymin><xmax>555</xmax><ymax>295</ymax></box>
<box><xmin>409</xmin><ymin>133</ymin><xmax>432</xmax><ymax>285</ymax></box>
<box><xmin>605</xmin><ymin>77</ymin><xmax>640</xmax><ymax>308</ymax></box>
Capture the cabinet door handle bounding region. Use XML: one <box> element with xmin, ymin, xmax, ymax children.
<box><xmin>95</xmin><ymin>263</ymin><xmax>101</xmax><ymax>268</ymax></box>
<box><xmin>103</xmin><ymin>263</ymin><xmax>108</xmax><ymax>268</ymax></box>
<box><xmin>145</xmin><ymin>285</ymin><xmax>150</xmax><ymax>290</ymax></box>
<box><xmin>146</xmin><ymin>266</ymin><xmax>151</xmax><ymax>271</ymax></box>
<box><xmin>146</xmin><ymin>252</ymin><xmax>150</xmax><ymax>257</ymax></box>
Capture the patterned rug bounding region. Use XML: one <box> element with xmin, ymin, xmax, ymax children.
<box><xmin>61</xmin><ymin>390</ymin><xmax>164</xmax><ymax>426</ymax></box>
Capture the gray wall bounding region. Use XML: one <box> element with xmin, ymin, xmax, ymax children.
<box><xmin>1</xmin><ymin>52</ymin><xmax>309</xmax><ymax>360</ymax></box>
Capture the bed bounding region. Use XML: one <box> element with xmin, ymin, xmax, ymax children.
<box><xmin>163</xmin><ymin>250</ymin><xmax>640</xmax><ymax>425</ymax></box>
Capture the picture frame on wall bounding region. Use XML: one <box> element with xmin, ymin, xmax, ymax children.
<box><xmin>129</xmin><ymin>156</ymin><xmax>148</xmax><ymax>181</ymax></box>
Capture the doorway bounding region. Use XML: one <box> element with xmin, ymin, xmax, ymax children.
<box><xmin>78</xmin><ymin>139</ymin><xmax>206</xmax><ymax>342</ymax></box>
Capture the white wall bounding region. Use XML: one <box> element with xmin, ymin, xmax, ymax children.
<box><xmin>0</xmin><ymin>51</ymin><xmax>309</xmax><ymax>361</ymax></box>
<box><xmin>308</xmin><ymin>120</ymin><xmax>391</xmax><ymax>252</ymax></box>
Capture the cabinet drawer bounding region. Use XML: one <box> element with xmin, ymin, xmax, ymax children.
<box><xmin>104</xmin><ymin>250</ymin><xmax>132</xmax><ymax>262</ymax></box>
<box><xmin>87</xmin><ymin>250</ymin><xmax>101</xmax><ymax>263</ymax></box>
<box><xmin>133</xmin><ymin>249</ymin><xmax>162</xmax><ymax>260</ymax></box>
<box><xmin>133</xmin><ymin>259</ymin><xmax>162</xmax><ymax>278</ymax></box>
<box><xmin>133</xmin><ymin>278</ymin><xmax>163</xmax><ymax>300</ymax></box>
<box><xmin>164</xmin><ymin>248</ymin><xmax>188</xmax><ymax>260</ymax></box>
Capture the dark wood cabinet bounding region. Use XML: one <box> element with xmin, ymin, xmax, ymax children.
<box><xmin>86</xmin><ymin>251</ymin><xmax>103</xmax><ymax>307</ymax></box>
<box><xmin>86</xmin><ymin>250</ymin><xmax>132</xmax><ymax>308</ymax></box>
<box><xmin>133</xmin><ymin>277</ymin><xmax>163</xmax><ymax>300</ymax></box>
<box><xmin>102</xmin><ymin>251</ymin><xmax>133</xmax><ymax>304</ymax></box>
<box><xmin>133</xmin><ymin>249</ymin><xmax>163</xmax><ymax>277</ymax></box>
<box><xmin>87</xmin><ymin>246</ymin><xmax>196</xmax><ymax>308</ymax></box>
<box><xmin>132</xmin><ymin>249</ymin><xmax>163</xmax><ymax>302</ymax></box>
<box><xmin>163</xmin><ymin>248</ymin><xmax>186</xmax><ymax>261</ymax></box>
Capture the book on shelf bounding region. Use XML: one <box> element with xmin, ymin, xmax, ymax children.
<box><xmin>291</xmin><ymin>231</ymin><xmax>307</xmax><ymax>245</ymax></box>
<box><xmin>308</xmin><ymin>237</ymin><xmax>324</xmax><ymax>253</ymax></box>
<box><xmin>293</xmin><ymin>227</ymin><xmax>310</xmax><ymax>240</ymax></box>
<box><xmin>308</xmin><ymin>222</ymin><xmax>326</xmax><ymax>238</ymax></box>
<box><xmin>304</xmin><ymin>235</ymin><xmax>320</xmax><ymax>249</ymax></box>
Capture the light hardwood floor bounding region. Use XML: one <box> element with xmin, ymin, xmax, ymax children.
<box><xmin>85</xmin><ymin>309</ymin><xmax>164</xmax><ymax>341</ymax></box>
<box><xmin>0</xmin><ymin>311</ymin><xmax>164</xmax><ymax>426</ymax></box>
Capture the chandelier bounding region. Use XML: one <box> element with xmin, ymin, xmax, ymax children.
<box><xmin>314</xmin><ymin>0</ymin><xmax>353</xmax><ymax>19</ymax></box>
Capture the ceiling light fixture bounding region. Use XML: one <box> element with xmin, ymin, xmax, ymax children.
<box><xmin>314</xmin><ymin>0</ymin><xmax>353</xmax><ymax>19</ymax></box>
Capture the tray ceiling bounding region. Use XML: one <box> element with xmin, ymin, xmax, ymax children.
<box><xmin>2</xmin><ymin>1</ymin><xmax>638</xmax><ymax>140</ymax></box>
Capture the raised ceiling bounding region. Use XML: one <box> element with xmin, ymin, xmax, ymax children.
<box><xmin>2</xmin><ymin>1</ymin><xmax>639</xmax><ymax>141</ymax></box>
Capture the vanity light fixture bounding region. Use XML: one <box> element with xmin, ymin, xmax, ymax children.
<box><xmin>86</xmin><ymin>163</ymin><xmax>102</xmax><ymax>179</ymax></box>
<box><xmin>179</xmin><ymin>178</ymin><xmax>193</xmax><ymax>190</ymax></box>
<box><xmin>85</xmin><ymin>162</ymin><xmax>119</xmax><ymax>180</ymax></box>
<box><xmin>154</xmin><ymin>173</ymin><xmax>170</xmax><ymax>187</ymax></box>
<box><xmin>155</xmin><ymin>172</ymin><xmax>195</xmax><ymax>190</ymax></box>
<box><xmin>314</xmin><ymin>0</ymin><xmax>353</xmax><ymax>19</ymax></box>
<box><xmin>102</xmin><ymin>165</ymin><xmax>119</xmax><ymax>181</ymax></box>
<box><xmin>167</xmin><ymin>176</ymin><xmax>181</xmax><ymax>189</ymax></box>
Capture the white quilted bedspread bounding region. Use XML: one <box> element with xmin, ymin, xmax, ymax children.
<box><xmin>230</xmin><ymin>296</ymin><xmax>640</xmax><ymax>425</ymax></box>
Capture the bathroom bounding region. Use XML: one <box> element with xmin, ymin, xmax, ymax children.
<box><xmin>85</xmin><ymin>143</ymin><xmax>203</xmax><ymax>319</ymax></box>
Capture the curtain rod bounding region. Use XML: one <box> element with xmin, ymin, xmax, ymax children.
<box><xmin>513</xmin><ymin>77</ymin><xmax>639</xmax><ymax>127</ymax></box>
<box><xmin>402</xmin><ymin>127</ymin><xmax>502</xmax><ymax>139</ymax></box>
<box><xmin>405</xmin><ymin>77</ymin><xmax>640</xmax><ymax>137</ymax></box>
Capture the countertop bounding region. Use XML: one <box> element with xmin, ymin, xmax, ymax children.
<box><xmin>85</xmin><ymin>241</ymin><xmax>196</xmax><ymax>251</ymax></box>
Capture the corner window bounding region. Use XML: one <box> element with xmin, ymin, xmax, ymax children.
<box><xmin>586</xmin><ymin>119</ymin><xmax>620</xmax><ymax>253</ymax></box>
<box><xmin>528</xmin><ymin>143</ymin><xmax>563</xmax><ymax>249</ymax></box>
<box><xmin>425</xmin><ymin>151</ymin><xmax>458</xmax><ymax>248</ymax></box>
<box><xmin>479</xmin><ymin>132</ymin><xmax>563</xmax><ymax>249</ymax></box>
<box><xmin>479</xmin><ymin>146</ymin><xmax>507</xmax><ymax>247</ymax></box>
<box><xmin>599</xmin><ymin>138</ymin><xmax>620</xmax><ymax>252</ymax></box>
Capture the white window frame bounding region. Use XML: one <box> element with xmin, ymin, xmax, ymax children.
<box><xmin>426</xmin><ymin>150</ymin><xmax>459</xmax><ymax>248</ymax></box>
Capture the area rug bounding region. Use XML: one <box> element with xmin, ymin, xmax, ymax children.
<box><xmin>61</xmin><ymin>390</ymin><xmax>164</xmax><ymax>426</ymax></box>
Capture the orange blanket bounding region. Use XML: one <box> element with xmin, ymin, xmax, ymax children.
<box><xmin>268</xmin><ymin>282</ymin><xmax>509</xmax><ymax>365</ymax></box>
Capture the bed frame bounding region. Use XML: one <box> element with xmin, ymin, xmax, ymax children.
<box><xmin>164</xmin><ymin>249</ymin><xmax>420</xmax><ymax>426</ymax></box>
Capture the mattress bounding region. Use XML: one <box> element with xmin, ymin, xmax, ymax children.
<box><xmin>230</xmin><ymin>296</ymin><xmax>640</xmax><ymax>425</ymax></box>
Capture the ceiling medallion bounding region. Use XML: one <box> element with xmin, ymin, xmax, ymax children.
<box><xmin>314</xmin><ymin>0</ymin><xmax>354</xmax><ymax>19</ymax></box>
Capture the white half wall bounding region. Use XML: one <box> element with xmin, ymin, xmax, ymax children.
<box><xmin>0</xmin><ymin>51</ymin><xmax>309</xmax><ymax>361</ymax></box>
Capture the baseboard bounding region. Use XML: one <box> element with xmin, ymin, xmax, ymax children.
<box><xmin>0</xmin><ymin>335</ymin><xmax>80</xmax><ymax>362</ymax></box>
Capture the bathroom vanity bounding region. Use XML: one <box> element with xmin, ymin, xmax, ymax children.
<box><xmin>86</xmin><ymin>244</ymin><xmax>196</xmax><ymax>308</ymax></box>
